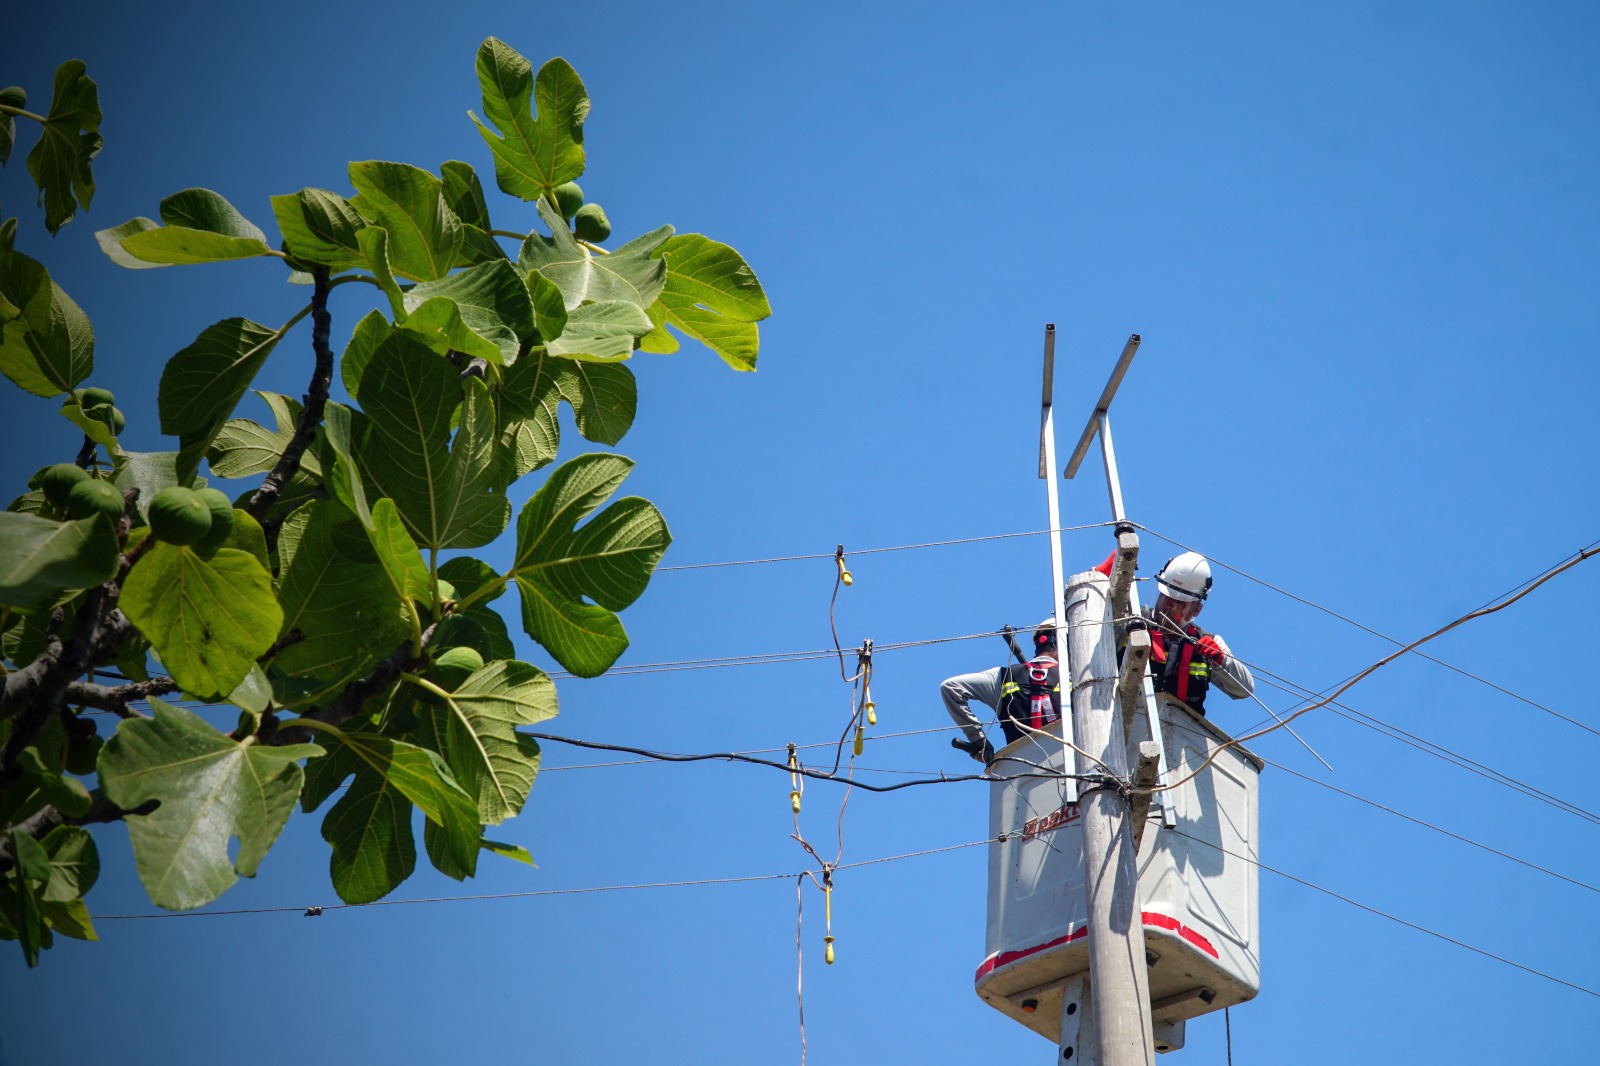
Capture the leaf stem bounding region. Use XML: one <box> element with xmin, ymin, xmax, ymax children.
<box><xmin>0</xmin><ymin>104</ymin><xmax>47</xmax><ymax>123</ymax></box>
<box><xmin>399</xmin><ymin>597</ymin><xmax>420</xmax><ymax>658</ymax></box>
<box><xmin>277</xmin><ymin>716</ymin><xmax>344</xmax><ymax>739</ymax></box>
<box><xmin>451</xmin><ymin>572</ymin><xmax>513</xmax><ymax>616</ymax></box>
<box><xmin>577</xmin><ymin>239</ymin><xmax>609</xmax><ymax>255</ymax></box>
<box><xmin>400</xmin><ymin>673</ymin><xmax>453</xmax><ymax>701</ymax></box>
<box><xmin>330</xmin><ymin>274</ymin><xmax>383</xmax><ymax>290</ymax></box>
<box><xmin>489</xmin><ymin>229</ymin><xmax>528</xmax><ymax>240</ymax></box>
<box><xmin>429</xmin><ymin>548</ymin><xmax>441</xmax><ymax>622</ymax></box>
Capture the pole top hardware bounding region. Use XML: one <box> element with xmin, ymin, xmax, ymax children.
<box><xmin>1064</xmin><ymin>334</ymin><xmax>1141</xmax><ymax>480</ymax></box>
<box><xmin>1038</xmin><ymin>324</ymin><xmax>1058</xmax><ymax>478</ymax></box>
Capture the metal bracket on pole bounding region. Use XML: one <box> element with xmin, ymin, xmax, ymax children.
<box><xmin>1040</xmin><ymin>324</ymin><xmax>1076</xmax><ymax>801</ymax></box>
<box><xmin>1129</xmin><ymin>741</ymin><xmax>1161</xmax><ymax>853</ymax></box>
<box><xmin>1118</xmin><ymin>627</ymin><xmax>1152</xmax><ymax>743</ymax></box>
<box><xmin>1060</xmin><ymin>974</ymin><xmax>1098</xmax><ymax>1065</ymax></box>
<box><xmin>1063</xmin><ymin>335</ymin><xmax>1170</xmax><ymax>820</ymax></box>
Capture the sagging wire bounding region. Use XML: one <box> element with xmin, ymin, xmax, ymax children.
<box><xmin>1140</xmin><ymin>541</ymin><xmax>1600</xmax><ymax>798</ymax></box>
<box><xmin>1136</xmin><ymin>523</ymin><xmax>1600</xmax><ymax>742</ymax></box>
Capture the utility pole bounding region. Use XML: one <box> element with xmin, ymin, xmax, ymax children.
<box><xmin>1064</xmin><ymin>568</ymin><xmax>1155</xmax><ymax>1066</ymax></box>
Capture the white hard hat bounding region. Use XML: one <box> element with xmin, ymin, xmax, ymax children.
<box><xmin>1156</xmin><ymin>552</ymin><xmax>1213</xmax><ymax>603</ymax></box>
<box><xmin>1033</xmin><ymin>617</ymin><xmax>1057</xmax><ymax>647</ymax></box>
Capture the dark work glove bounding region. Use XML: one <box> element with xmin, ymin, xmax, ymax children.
<box><xmin>952</xmin><ymin>736</ymin><xmax>996</xmax><ymax>765</ymax></box>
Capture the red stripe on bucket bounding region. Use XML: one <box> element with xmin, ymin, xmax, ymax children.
<box><xmin>974</xmin><ymin>912</ymin><xmax>1219</xmax><ymax>983</ymax></box>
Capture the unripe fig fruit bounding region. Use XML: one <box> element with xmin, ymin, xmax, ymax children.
<box><xmin>436</xmin><ymin>579</ymin><xmax>458</xmax><ymax>605</ymax></box>
<box><xmin>66</xmin><ymin>479</ymin><xmax>127</xmax><ymax>523</ymax></box>
<box><xmin>434</xmin><ymin>645</ymin><xmax>485</xmax><ymax>690</ymax></box>
<box><xmin>148</xmin><ymin>486</ymin><xmax>213</xmax><ymax>546</ymax></box>
<box><xmin>39</xmin><ymin>463</ymin><xmax>90</xmax><ymax>508</ymax></box>
<box><xmin>554</xmin><ymin>181</ymin><xmax>584</xmax><ymax>220</ymax></box>
<box><xmin>192</xmin><ymin>487</ymin><xmax>237</xmax><ymax>552</ymax></box>
<box><xmin>85</xmin><ymin>403</ymin><xmax>125</xmax><ymax>435</ymax></box>
<box><xmin>573</xmin><ymin>203</ymin><xmax>610</xmax><ymax>242</ymax></box>
<box><xmin>80</xmin><ymin>386</ymin><xmax>116</xmax><ymax>408</ymax></box>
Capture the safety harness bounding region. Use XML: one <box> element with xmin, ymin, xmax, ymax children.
<box><xmin>1148</xmin><ymin>619</ymin><xmax>1211</xmax><ymax>715</ymax></box>
<box><xmin>997</xmin><ymin>655</ymin><xmax>1062</xmax><ymax>745</ymax></box>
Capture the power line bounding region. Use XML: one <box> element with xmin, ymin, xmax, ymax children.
<box><xmin>1174</xmin><ymin>831</ymin><xmax>1600</xmax><ymax>1000</ymax></box>
<box><xmin>1146</xmin><ymin>541</ymin><xmax>1600</xmax><ymax>799</ymax></box>
<box><xmin>526</xmin><ymin>732</ymin><xmax>1091</xmax><ymax>794</ymax></box>
<box><xmin>544</xmin><ymin>627</ymin><xmax>1040</xmax><ymax>681</ymax></box>
<box><xmin>1244</xmin><ymin>665</ymin><xmax>1600</xmax><ymax>829</ymax></box>
<box><xmin>1136</xmin><ymin>524</ymin><xmax>1600</xmax><ymax>740</ymax></box>
<box><xmin>1265</xmin><ymin>759</ymin><xmax>1600</xmax><ymax>896</ymax></box>
<box><xmin>96</xmin><ymin>835</ymin><xmax>997</xmax><ymax>921</ymax></box>
<box><xmin>655</xmin><ymin>523</ymin><xmax>1115</xmax><ymax>572</ymax></box>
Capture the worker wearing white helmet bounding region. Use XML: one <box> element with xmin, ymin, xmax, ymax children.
<box><xmin>941</xmin><ymin>618</ymin><xmax>1062</xmax><ymax>765</ymax></box>
<box><xmin>1098</xmin><ymin>549</ymin><xmax>1254</xmax><ymax>715</ymax></box>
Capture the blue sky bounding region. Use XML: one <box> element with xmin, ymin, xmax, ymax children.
<box><xmin>4</xmin><ymin>2</ymin><xmax>1599</xmax><ymax>1063</ymax></box>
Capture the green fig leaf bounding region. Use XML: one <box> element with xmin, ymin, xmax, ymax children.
<box><xmin>510</xmin><ymin>453</ymin><xmax>669</xmax><ymax>676</ymax></box>
<box><xmin>518</xmin><ymin>201</ymin><xmax>669</xmax><ymax>311</ymax></box>
<box><xmin>97</xmin><ymin>700</ymin><xmax>322</xmax><ymax>910</ymax></box>
<box><xmin>0</xmin><ymin>512</ymin><xmax>118</xmax><ymax>609</ymax></box>
<box><xmin>0</xmin><ymin>249</ymin><xmax>93</xmax><ymax>398</ymax></box>
<box><xmin>119</xmin><ymin>543</ymin><xmax>284</xmax><ymax>699</ymax></box>
<box><xmin>25</xmin><ymin>60</ymin><xmax>102</xmax><ymax>234</ymax></box>
<box><xmin>348</xmin><ymin>161</ymin><xmax>462</xmax><ymax>282</ymax></box>
<box><xmin>469</xmin><ymin>41</ymin><xmax>589</xmax><ymax>202</ymax></box>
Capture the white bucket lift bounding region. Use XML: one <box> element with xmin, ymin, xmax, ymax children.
<box><xmin>975</xmin><ymin>696</ymin><xmax>1263</xmax><ymax>1051</ymax></box>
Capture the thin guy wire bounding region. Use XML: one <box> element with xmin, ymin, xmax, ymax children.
<box><xmin>1244</xmin><ymin>665</ymin><xmax>1600</xmax><ymax>828</ymax></box>
<box><xmin>1145</xmin><ymin>542</ymin><xmax>1600</xmax><ymax>796</ymax></box>
<box><xmin>1267</xmin><ymin>758</ymin><xmax>1600</xmax><ymax>895</ymax></box>
<box><xmin>1173</xmin><ymin>831</ymin><xmax>1600</xmax><ymax>1000</ymax></box>
<box><xmin>1136</xmin><ymin>524</ymin><xmax>1600</xmax><ymax>740</ymax></box>
<box><xmin>655</xmin><ymin>522</ymin><xmax>1115</xmax><ymax>571</ymax></box>
<box><xmin>96</xmin><ymin>835</ymin><xmax>999</xmax><ymax>921</ymax></box>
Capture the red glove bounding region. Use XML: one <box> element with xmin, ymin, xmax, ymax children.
<box><xmin>1196</xmin><ymin>635</ymin><xmax>1226</xmax><ymax>665</ymax></box>
<box><xmin>1094</xmin><ymin>550</ymin><xmax>1116</xmax><ymax>577</ymax></box>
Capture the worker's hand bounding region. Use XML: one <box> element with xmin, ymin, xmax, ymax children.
<box><xmin>1196</xmin><ymin>634</ymin><xmax>1227</xmax><ymax>665</ymax></box>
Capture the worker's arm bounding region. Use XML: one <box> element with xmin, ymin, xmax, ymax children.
<box><xmin>1205</xmin><ymin>633</ymin><xmax>1255</xmax><ymax>699</ymax></box>
<box><xmin>940</xmin><ymin>666</ymin><xmax>1005</xmax><ymax>744</ymax></box>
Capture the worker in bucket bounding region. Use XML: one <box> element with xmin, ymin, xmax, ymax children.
<box><xmin>1099</xmin><ymin>549</ymin><xmax>1254</xmax><ymax>716</ymax></box>
<box><xmin>942</xmin><ymin>619</ymin><xmax>1061</xmax><ymax>765</ymax></box>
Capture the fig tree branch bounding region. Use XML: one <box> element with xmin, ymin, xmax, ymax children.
<box><xmin>278</xmin><ymin>621</ymin><xmax>440</xmax><ymax>741</ymax></box>
<box><xmin>0</xmin><ymin>792</ymin><xmax>158</xmax><ymax>873</ymax></box>
<box><xmin>248</xmin><ymin>266</ymin><xmax>333</xmax><ymax>532</ymax></box>
<box><xmin>63</xmin><ymin>677</ymin><xmax>175</xmax><ymax>716</ymax></box>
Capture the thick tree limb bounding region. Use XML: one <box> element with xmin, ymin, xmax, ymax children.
<box><xmin>248</xmin><ymin>265</ymin><xmax>333</xmax><ymax>529</ymax></box>
<box><xmin>63</xmin><ymin>677</ymin><xmax>174</xmax><ymax>716</ymax></box>
<box><xmin>0</xmin><ymin>792</ymin><xmax>157</xmax><ymax>872</ymax></box>
<box><xmin>277</xmin><ymin>622</ymin><xmax>440</xmax><ymax>743</ymax></box>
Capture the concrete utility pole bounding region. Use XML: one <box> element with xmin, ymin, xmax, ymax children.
<box><xmin>1064</xmin><ymin>569</ymin><xmax>1155</xmax><ymax>1066</ymax></box>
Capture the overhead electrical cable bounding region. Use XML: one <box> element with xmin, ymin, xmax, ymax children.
<box><xmin>655</xmin><ymin>523</ymin><xmax>1116</xmax><ymax>572</ymax></box>
<box><xmin>1137</xmin><ymin>524</ymin><xmax>1600</xmax><ymax>739</ymax></box>
<box><xmin>1144</xmin><ymin>541</ymin><xmax>1600</xmax><ymax>797</ymax></box>
<box><xmin>1242</xmin><ymin>665</ymin><xmax>1600</xmax><ymax>828</ymax></box>
<box><xmin>96</xmin><ymin>835</ymin><xmax>999</xmax><ymax>922</ymax></box>
<box><xmin>1265</xmin><ymin>759</ymin><xmax>1600</xmax><ymax>895</ymax></box>
<box><xmin>1174</xmin><ymin>831</ymin><xmax>1600</xmax><ymax>1000</ymax></box>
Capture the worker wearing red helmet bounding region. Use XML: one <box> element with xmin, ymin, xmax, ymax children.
<box><xmin>1099</xmin><ymin>549</ymin><xmax>1254</xmax><ymax>716</ymax></box>
<box><xmin>942</xmin><ymin>618</ymin><xmax>1062</xmax><ymax>765</ymax></box>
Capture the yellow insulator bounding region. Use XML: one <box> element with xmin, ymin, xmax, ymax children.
<box><xmin>824</xmin><ymin>935</ymin><xmax>835</xmax><ymax>965</ymax></box>
<box><xmin>865</xmin><ymin>700</ymin><xmax>877</xmax><ymax>726</ymax></box>
<box><xmin>836</xmin><ymin>553</ymin><xmax>853</xmax><ymax>587</ymax></box>
<box><xmin>790</xmin><ymin>790</ymin><xmax>802</xmax><ymax>813</ymax></box>
<box><xmin>853</xmin><ymin>724</ymin><xmax>864</xmax><ymax>757</ymax></box>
